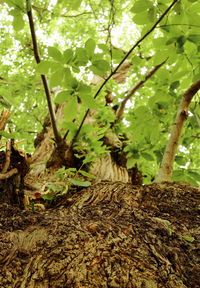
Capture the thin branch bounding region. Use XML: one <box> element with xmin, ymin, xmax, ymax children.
<box><xmin>158</xmin><ymin>24</ymin><xmax>200</xmax><ymax>29</ymax></box>
<box><xmin>59</xmin><ymin>12</ymin><xmax>92</xmax><ymax>18</ymax></box>
<box><xmin>32</xmin><ymin>5</ymin><xmax>91</xmax><ymax>18</ymax></box>
<box><xmin>0</xmin><ymin>168</ymin><xmax>18</xmax><ymax>179</ymax></box>
<box><xmin>113</xmin><ymin>60</ymin><xmax>167</xmax><ymax>125</ymax></box>
<box><xmin>0</xmin><ymin>81</ymin><xmax>17</xmax><ymax>85</ymax></box>
<box><xmin>26</xmin><ymin>0</ymin><xmax>62</xmax><ymax>145</ymax></box>
<box><xmin>155</xmin><ymin>78</ymin><xmax>200</xmax><ymax>182</ymax></box>
<box><xmin>69</xmin><ymin>0</ymin><xmax>179</xmax><ymax>146</ymax></box>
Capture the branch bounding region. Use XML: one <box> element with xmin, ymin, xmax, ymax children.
<box><xmin>26</xmin><ymin>0</ymin><xmax>62</xmax><ymax>145</ymax></box>
<box><xmin>0</xmin><ymin>168</ymin><xmax>18</xmax><ymax>179</ymax></box>
<box><xmin>0</xmin><ymin>81</ymin><xmax>16</xmax><ymax>85</ymax></box>
<box><xmin>70</xmin><ymin>0</ymin><xmax>179</xmax><ymax>146</ymax></box>
<box><xmin>155</xmin><ymin>78</ymin><xmax>200</xmax><ymax>182</ymax></box>
<box><xmin>158</xmin><ymin>24</ymin><xmax>200</xmax><ymax>29</ymax></box>
<box><xmin>113</xmin><ymin>60</ymin><xmax>167</xmax><ymax>125</ymax></box>
<box><xmin>32</xmin><ymin>5</ymin><xmax>92</xmax><ymax>18</ymax></box>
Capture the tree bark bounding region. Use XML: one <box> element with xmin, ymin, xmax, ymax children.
<box><xmin>155</xmin><ymin>78</ymin><xmax>200</xmax><ymax>182</ymax></box>
<box><xmin>0</xmin><ymin>181</ymin><xmax>199</xmax><ymax>288</ymax></box>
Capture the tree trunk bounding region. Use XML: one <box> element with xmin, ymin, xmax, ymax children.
<box><xmin>0</xmin><ymin>181</ymin><xmax>199</xmax><ymax>288</ymax></box>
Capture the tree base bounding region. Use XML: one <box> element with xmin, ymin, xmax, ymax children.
<box><xmin>0</xmin><ymin>181</ymin><xmax>199</xmax><ymax>288</ymax></box>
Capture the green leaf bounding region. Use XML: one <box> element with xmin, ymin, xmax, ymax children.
<box><xmin>174</xmin><ymin>1</ymin><xmax>182</xmax><ymax>14</ymax></box>
<box><xmin>64</xmin><ymin>97</ymin><xmax>77</xmax><ymax>121</ymax></box>
<box><xmin>153</xmin><ymin>50</ymin><xmax>169</xmax><ymax>65</ymax></box>
<box><xmin>0</xmin><ymin>131</ymin><xmax>15</xmax><ymax>139</ymax></box>
<box><xmin>181</xmin><ymin>235</ymin><xmax>195</xmax><ymax>242</ymax></box>
<box><xmin>175</xmin><ymin>156</ymin><xmax>187</xmax><ymax>166</ymax></box>
<box><xmin>112</xmin><ymin>49</ymin><xmax>124</xmax><ymax>60</ymax></box>
<box><xmin>64</xmin><ymin>168</ymin><xmax>77</xmax><ymax>175</ymax></box>
<box><xmin>134</xmin><ymin>106</ymin><xmax>150</xmax><ymax>117</ymax></box>
<box><xmin>187</xmin><ymin>34</ymin><xmax>200</xmax><ymax>44</ymax></box>
<box><xmin>13</xmin><ymin>13</ymin><xmax>24</xmax><ymax>31</ymax></box>
<box><xmin>41</xmin><ymin>194</ymin><xmax>55</xmax><ymax>200</ymax></box>
<box><xmin>98</xmin><ymin>44</ymin><xmax>110</xmax><ymax>54</ymax></box>
<box><xmin>10</xmin><ymin>8</ymin><xmax>25</xmax><ymax>31</ymax></box>
<box><xmin>0</xmin><ymin>95</ymin><xmax>11</xmax><ymax>109</ymax></box>
<box><xmin>133</xmin><ymin>11</ymin><xmax>151</xmax><ymax>25</ymax></box>
<box><xmin>91</xmin><ymin>59</ymin><xmax>110</xmax><ymax>75</ymax></box>
<box><xmin>50</xmin><ymin>68</ymin><xmax>65</xmax><ymax>87</ymax></box>
<box><xmin>69</xmin><ymin>178</ymin><xmax>91</xmax><ymax>187</ymax></box>
<box><xmin>63</xmin><ymin>72</ymin><xmax>79</xmax><ymax>89</ymax></box>
<box><xmin>55</xmin><ymin>90</ymin><xmax>72</xmax><ymax>104</ymax></box>
<box><xmin>61</xmin><ymin>121</ymin><xmax>77</xmax><ymax>132</ymax></box>
<box><xmin>141</xmin><ymin>152</ymin><xmax>155</xmax><ymax>161</ymax></box>
<box><xmin>126</xmin><ymin>157</ymin><xmax>136</xmax><ymax>169</ymax></box>
<box><xmin>71</xmin><ymin>0</ymin><xmax>82</xmax><ymax>10</ymax></box>
<box><xmin>78</xmin><ymin>83</ymin><xmax>91</xmax><ymax>94</ymax></box>
<box><xmin>148</xmin><ymin>7</ymin><xmax>157</xmax><ymax>22</ymax></box>
<box><xmin>63</xmin><ymin>49</ymin><xmax>74</xmax><ymax>64</ymax></box>
<box><xmin>78</xmin><ymin>83</ymin><xmax>97</xmax><ymax>108</ymax></box>
<box><xmin>74</xmin><ymin>48</ymin><xmax>89</xmax><ymax>66</ymax></box>
<box><xmin>78</xmin><ymin>170</ymin><xmax>96</xmax><ymax>179</ymax></box>
<box><xmin>172</xmin><ymin>169</ymin><xmax>185</xmax><ymax>181</ymax></box>
<box><xmin>48</xmin><ymin>47</ymin><xmax>63</xmax><ymax>62</ymax></box>
<box><xmin>85</xmin><ymin>38</ymin><xmax>96</xmax><ymax>59</ymax></box>
<box><xmin>36</xmin><ymin>61</ymin><xmax>53</xmax><ymax>74</ymax></box>
<box><xmin>187</xmin><ymin>171</ymin><xmax>200</xmax><ymax>182</ymax></box>
<box><xmin>131</xmin><ymin>1</ymin><xmax>152</xmax><ymax>13</ymax></box>
<box><xmin>170</xmin><ymin>81</ymin><xmax>180</xmax><ymax>90</ymax></box>
<box><xmin>6</xmin><ymin>0</ymin><xmax>24</xmax><ymax>8</ymax></box>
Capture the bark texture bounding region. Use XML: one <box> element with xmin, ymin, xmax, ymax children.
<box><xmin>155</xmin><ymin>78</ymin><xmax>200</xmax><ymax>182</ymax></box>
<box><xmin>0</xmin><ymin>181</ymin><xmax>199</xmax><ymax>288</ymax></box>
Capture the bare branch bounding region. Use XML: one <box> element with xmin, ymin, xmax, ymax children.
<box><xmin>26</xmin><ymin>0</ymin><xmax>62</xmax><ymax>145</ymax></box>
<box><xmin>32</xmin><ymin>5</ymin><xmax>92</xmax><ymax>18</ymax></box>
<box><xmin>158</xmin><ymin>24</ymin><xmax>200</xmax><ymax>29</ymax></box>
<box><xmin>0</xmin><ymin>168</ymin><xmax>18</xmax><ymax>179</ymax></box>
<box><xmin>70</xmin><ymin>0</ymin><xmax>179</xmax><ymax>146</ymax></box>
<box><xmin>155</xmin><ymin>78</ymin><xmax>200</xmax><ymax>182</ymax></box>
<box><xmin>113</xmin><ymin>60</ymin><xmax>167</xmax><ymax>125</ymax></box>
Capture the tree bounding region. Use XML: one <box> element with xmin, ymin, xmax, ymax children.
<box><xmin>0</xmin><ymin>0</ymin><xmax>199</xmax><ymax>287</ymax></box>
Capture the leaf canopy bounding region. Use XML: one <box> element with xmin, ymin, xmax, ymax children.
<box><xmin>0</xmin><ymin>0</ymin><xmax>199</xmax><ymax>184</ymax></box>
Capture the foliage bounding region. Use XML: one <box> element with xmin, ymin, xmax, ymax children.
<box><xmin>0</xmin><ymin>0</ymin><xmax>199</xmax><ymax>184</ymax></box>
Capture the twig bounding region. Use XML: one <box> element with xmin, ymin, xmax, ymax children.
<box><xmin>155</xmin><ymin>78</ymin><xmax>200</xmax><ymax>182</ymax></box>
<box><xmin>0</xmin><ymin>168</ymin><xmax>18</xmax><ymax>179</ymax></box>
<box><xmin>0</xmin><ymin>81</ymin><xmax>16</xmax><ymax>85</ymax></box>
<box><xmin>32</xmin><ymin>5</ymin><xmax>91</xmax><ymax>18</ymax></box>
<box><xmin>26</xmin><ymin>0</ymin><xmax>62</xmax><ymax>145</ymax></box>
<box><xmin>157</xmin><ymin>24</ymin><xmax>200</xmax><ymax>29</ymax></box>
<box><xmin>69</xmin><ymin>0</ymin><xmax>179</xmax><ymax>147</ymax></box>
<box><xmin>113</xmin><ymin>60</ymin><xmax>167</xmax><ymax>125</ymax></box>
<box><xmin>59</xmin><ymin>12</ymin><xmax>92</xmax><ymax>18</ymax></box>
